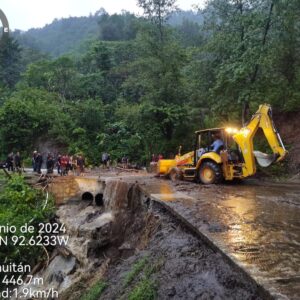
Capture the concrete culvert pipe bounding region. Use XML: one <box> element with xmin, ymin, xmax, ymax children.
<box><xmin>95</xmin><ymin>193</ymin><xmax>104</xmax><ymax>206</ymax></box>
<box><xmin>82</xmin><ymin>192</ymin><xmax>94</xmax><ymax>201</ymax></box>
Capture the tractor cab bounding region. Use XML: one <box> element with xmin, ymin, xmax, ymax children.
<box><xmin>194</xmin><ymin>128</ymin><xmax>226</xmax><ymax>165</ymax></box>
<box><xmin>180</xmin><ymin>127</ymin><xmax>243</xmax><ymax>183</ymax></box>
<box><xmin>193</xmin><ymin>127</ymin><xmax>242</xmax><ymax>165</ymax></box>
<box><xmin>163</xmin><ymin>127</ymin><xmax>242</xmax><ymax>183</ymax></box>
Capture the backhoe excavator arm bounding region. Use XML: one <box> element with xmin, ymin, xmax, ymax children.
<box><xmin>232</xmin><ymin>104</ymin><xmax>287</xmax><ymax>177</ymax></box>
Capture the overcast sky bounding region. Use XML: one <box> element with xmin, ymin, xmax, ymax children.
<box><xmin>1</xmin><ymin>0</ymin><xmax>205</xmax><ymax>31</ymax></box>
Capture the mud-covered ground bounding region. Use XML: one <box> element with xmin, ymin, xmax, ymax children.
<box><xmin>20</xmin><ymin>170</ymin><xmax>299</xmax><ymax>299</ymax></box>
<box><xmin>141</xmin><ymin>177</ymin><xmax>300</xmax><ymax>299</ymax></box>
<box><xmin>100</xmin><ymin>201</ymin><xmax>264</xmax><ymax>300</ymax></box>
<box><xmin>50</xmin><ymin>174</ymin><xmax>267</xmax><ymax>300</ymax></box>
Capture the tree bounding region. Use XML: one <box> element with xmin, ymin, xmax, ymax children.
<box><xmin>98</xmin><ymin>12</ymin><xmax>139</xmax><ymax>41</ymax></box>
<box><xmin>0</xmin><ymin>36</ymin><xmax>21</xmax><ymax>88</ymax></box>
<box><xmin>177</xmin><ymin>19</ymin><xmax>202</xmax><ymax>46</ymax></box>
<box><xmin>23</xmin><ymin>57</ymin><xmax>79</xmax><ymax>100</ymax></box>
<box><xmin>0</xmin><ymin>88</ymin><xmax>72</xmax><ymax>155</ymax></box>
<box><xmin>193</xmin><ymin>0</ymin><xmax>288</xmax><ymax>118</ymax></box>
<box><xmin>138</xmin><ymin>0</ymin><xmax>177</xmax><ymax>41</ymax></box>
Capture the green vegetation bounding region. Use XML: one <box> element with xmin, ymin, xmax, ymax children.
<box><xmin>123</xmin><ymin>256</ymin><xmax>148</xmax><ymax>287</ymax></box>
<box><xmin>121</xmin><ymin>256</ymin><xmax>163</xmax><ymax>300</ymax></box>
<box><xmin>128</xmin><ymin>277</ymin><xmax>156</xmax><ymax>300</ymax></box>
<box><xmin>13</xmin><ymin>10</ymin><xmax>203</xmax><ymax>58</ymax></box>
<box><xmin>0</xmin><ymin>175</ymin><xmax>54</xmax><ymax>289</ymax></box>
<box><xmin>0</xmin><ymin>0</ymin><xmax>299</xmax><ymax>166</ymax></box>
<box><xmin>80</xmin><ymin>281</ymin><xmax>107</xmax><ymax>300</ymax></box>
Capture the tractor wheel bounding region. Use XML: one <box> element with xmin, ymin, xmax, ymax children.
<box><xmin>169</xmin><ymin>168</ymin><xmax>183</xmax><ymax>182</ymax></box>
<box><xmin>198</xmin><ymin>161</ymin><xmax>223</xmax><ymax>184</ymax></box>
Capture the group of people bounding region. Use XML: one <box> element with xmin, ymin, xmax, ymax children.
<box><xmin>56</xmin><ymin>154</ymin><xmax>85</xmax><ymax>176</ymax></box>
<box><xmin>5</xmin><ymin>152</ymin><xmax>22</xmax><ymax>172</ymax></box>
<box><xmin>3</xmin><ymin>150</ymin><xmax>110</xmax><ymax>175</ymax></box>
<box><xmin>3</xmin><ymin>150</ymin><xmax>159</xmax><ymax>174</ymax></box>
<box><xmin>102</xmin><ymin>153</ymin><xmax>135</xmax><ymax>169</ymax></box>
<box><xmin>32</xmin><ymin>151</ymin><xmax>85</xmax><ymax>176</ymax></box>
<box><xmin>3</xmin><ymin>134</ymin><xmax>224</xmax><ymax>177</ymax></box>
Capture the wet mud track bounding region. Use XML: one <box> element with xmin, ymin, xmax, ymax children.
<box><xmin>139</xmin><ymin>178</ymin><xmax>300</xmax><ymax>299</ymax></box>
<box><xmin>101</xmin><ymin>201</ymin><xmax>264</xmax><ymax>300</ymax></box>
<box><xmin>19</xmin><ymin>172</ymin><xmax>299</xmax><ymax>299</ymax></box>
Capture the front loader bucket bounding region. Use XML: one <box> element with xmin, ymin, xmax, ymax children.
<box><xmin>253</xmin><ymin>151</ymin><xmax>278</xmax><ymax>168</ymax></box>
<box><xmin>157</xmin><ymin>159</ymin><xmax>177</xmax><ymax>175</ymax></box>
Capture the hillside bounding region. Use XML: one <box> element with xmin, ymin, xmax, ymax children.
<box><xmin>12</xmin><ymin>10</ymin><xmax>203</xmax><ymax>57</ymax></box>
<box><xmin>1</xmin><ymin>0</ymin><xmax>299</xmax><ymax>172</ymax></box>
<box><xmin>12</xmin><ymin>14</ymin><xmax>100</xmax><ymax>57</ymax></box>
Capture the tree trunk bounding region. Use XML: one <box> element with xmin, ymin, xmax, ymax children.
<box><xmin>250</xmin><ymin>1</ymin><xmax>274</xmax><ymax>84</ymax></box>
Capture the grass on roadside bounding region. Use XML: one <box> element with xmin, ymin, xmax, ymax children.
<box><xmin>128</xmin><ymin>277</ymin><xmax>156</xmax><ymax>300</ymax></box>
<box><xmin>125</xmin><ymin>257</ymin><xmax>163</xmax><ymax>300</ymax></box>
<box><xmin>80</xmin><ymin>281</ymin><xmax>107</xmax><ymax>300</ymax></box>
<box><xmin>123</xmin><ymin>256</ymin><xmax>148</xmax><ymax>287</ymax></box>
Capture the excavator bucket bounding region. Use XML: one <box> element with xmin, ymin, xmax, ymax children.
<box><xmin>157</xmin><ymin>159</ymin><xmax>177</xmax><ymax>175</ymax></box>
<box><xmin>253</xmin><ymin>151</ymin><xmax>278</xmax><ymax>168</ymax></box>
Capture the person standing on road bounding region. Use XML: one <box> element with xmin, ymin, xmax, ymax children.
<box><xmin>107</xmin><ymin>153</ymin><xmax>111</xmax><ymax>168</ymax></box>
<box><xmin>64</xmin><ymin>154</ymin><xmax>70</xmax><ymax>175</ymax></box>
<box><xmin>35</xmin><ymin>152</ymin><xmax>43</xmax><ymax>174</ymax></box>
<box><xmin>60</xmin><ymin>155</ymin><xmax>68</xmax><ymax>176</ymax></box>
<box><xmin>32</xmin><ymin>151</ymin><xmax>37</xmax><ymax>172</ymax></box>
<box><xmin>68</xmin><ymin>155</ymin><xmax>73</xmax><ymax>173</ymax></box>
<box><xmin>102</xmin><ymin>152</ymin><xmax>109</xmax><ymax>168</ymax></box>
<box><xmin>46</xmin><ymin>153</ymin><xmax>54</xmax><ymax>174</ymax></box>
<box><xmin>14</xmin><ymin>152</ymin><xmax>22</xmax><ymax>171</ymax></box>
<box><xmin>121</xmin><ymin>156</ymin><xmax>128</xmax><ymax>169</ymax></box>
<box><xmin>57</xmin><ymin>154</ymin><xmax>62</xmax><ymax>175</ymax></box>
<box><xmin>77</xmin><ymin>155</ymin><xmax>85</xmax><ymax>176</ymax></box>
<box><xmin>6</xmin><ymin>152</ymin><xmax>14</xmax><ymax>171</ymax></box>
<box><xmin>71</xmin><ymin>155</ymin><xmax>77</xmax><ymax>175</ymax></box>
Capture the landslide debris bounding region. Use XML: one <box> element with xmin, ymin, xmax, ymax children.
<box><xmin>18</xmin><ymin>178</ymin><xmax>265</xmax><ymax>300</ymax></box>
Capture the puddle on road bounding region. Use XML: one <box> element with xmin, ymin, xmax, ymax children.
<box><xmin>215</xmin><ymin>185</ymin><xmax>300</xmax><ymax>298</ymax></box>
<box><xmin>145</xmin><ymin>181</ymin><xmax>174</xmax><ymax>196</ymax></box>
<box><xmin>144</xmin><ymin>181</ymin><xmax>300</xmax><ymax>299</ymax></box>
<box><xmin>146</xmin><ymin>181</ymin><xmax>196</xmax><ymax>203</ymax></box>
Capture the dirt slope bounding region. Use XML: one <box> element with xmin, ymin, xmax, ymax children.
<box><xmin>274</xmin><ymin>111</ymin><xmax>300</xmax><ymax>173</ymax></box>
<box><xmin>100</xmin><ymin>202</ymin><xmax>265</xmax><ymax>300</ymax></box>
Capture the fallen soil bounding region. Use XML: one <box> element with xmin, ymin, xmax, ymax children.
<box><xmin>100</xmin><ymin>201</ymin><xmax>264</xmax><ymax>300</ymax></box>
<box><xmin>274</xmin><ymin>110</ymin><xmax>300</xmax><ymax>174</ymax></box>
<box><xmin>19</xmin><ymin>171</ymin><xmax>299</xmax><ymax>299</ymax></box>
<box><xmin>34</xmin><ymin>175</ymin><xmax>266</xmax><ymax>300</ymax></box>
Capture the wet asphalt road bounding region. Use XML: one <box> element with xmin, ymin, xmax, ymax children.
<box><xmin>140</xmin><ymin>179</ymin><xmax>300</xmax><ymax>299</ymax></box>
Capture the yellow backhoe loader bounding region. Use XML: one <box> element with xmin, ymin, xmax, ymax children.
<box><xmin>157</xmin><ymin>104</ymin><xmax>287</xmax><ymax>184</ymax></box>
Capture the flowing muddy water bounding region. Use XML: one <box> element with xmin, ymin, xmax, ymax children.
<box><xmin>142</xmin><ymin>179</ymin><xmax>300</xmax><ymax>299</ymax></box>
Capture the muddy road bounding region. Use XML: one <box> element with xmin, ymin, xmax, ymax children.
<box><xmin>52</xmin><ymin>176</ymin><xmax>267</xmax><ymax>300</ymax></box>
<box><xmin>18</xmin><ymin>171</ymin><xmax>300</xmax><ymax>299</ymax></box>
<box><xmin>100</xmin><ymin>201</ymin><xmax>264</xmax><ymax>300</ymax></box>
<box><xmin>139</xmin><ymin>177</ymin><xmax>300</xmax><ymax>299</ymax></box>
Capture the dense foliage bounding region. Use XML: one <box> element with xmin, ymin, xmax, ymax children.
<box><xmin>0</xmin><ymin>175</ymin><xmax>54</xmax><ymax>288</ymax></box>
<box><xmin>13</xmin><ymin>9</ymin><xmax>202</xmax><ymax>58</ymax></box>
<box><xmin>1</xmin><ymin>0</ymin><xmax>299</xmax><ymax>165</ymax></box>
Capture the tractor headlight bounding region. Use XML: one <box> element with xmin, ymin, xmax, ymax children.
<box><xmin>225</xmin><ymin>127</ymin><xmax>239</xmax><ymax>134</ymax></box>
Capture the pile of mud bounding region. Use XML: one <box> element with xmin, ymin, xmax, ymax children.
<box><xmin>17</xmin><ymin>179</ymin><xmax>266</xmax><ymax>300</ymax></box>
<box><xmin>100</xmin><ymin>201</ymin><xmax>264</xmax><ymax>300</ymax></box>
